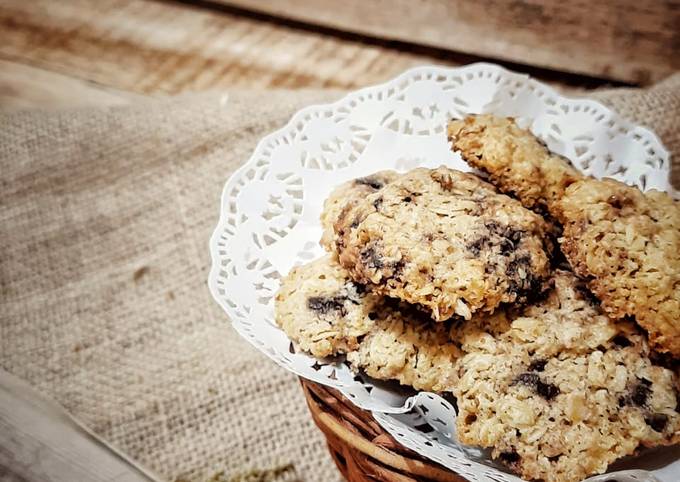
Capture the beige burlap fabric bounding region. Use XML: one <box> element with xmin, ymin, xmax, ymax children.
<box><xmin>1</xmin><ymin>76</ymin><xmax>678</xmax><ymax>482</ymax></box>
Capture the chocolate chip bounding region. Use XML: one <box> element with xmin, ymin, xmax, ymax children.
<box><xmin>612</xmin><ymin>335</ymin><xmax>632</xmax><ymax>348</ymax></box>
<box><xmin>368</xmin><ymin>312</ymin><xmax>378</xmax><ymax>320</ymax></box>
<box><xmin>514</xmin><ymin>372</ymin><xmax>560</xmax><ymax>400</ymax></box>
<box><xmin>645</xmin><ymin>413</ymin><xmax>669</xmax><ymax>432</ymax></box>
<box><xmin>498</xmin><ymin>450</ymin><xmax>521</xmax><ymax>465</ymax></box>
<box><xmin>467</xmin><ymin>236</ymin><xmax>488</xmax><ymax>256</ymax></box>
<box><xmin>528</xmin><ymin>359</ymin><xmax>548</xmax><ymax>372</ymax></box>
<box><xmin>373</xmin><ymin>196</ymin><xmax>383</xmax><ymax>211</ymax></box>
<box><xmin>349</xmin><ymin>281</ymin><xmax>365</xmax><ymax>295</ymax></box>
<box><xmin>469</xmin><ymin>222</ymin><xmax>526</xmax><ymax>257</ymax></box>
<box><xmin>307</xmin><ymin>296</ymin><xmax>346</xmax><ymax>315</ymax></box>
<box><xmin>620</xmin><ymin>378</ymin><xmax>654</xmax><ymax>408</ymax></box>
<box><xmin>354</xmin><ymin>176</ymin><xmax>384</xmax><ymax>190</ymax></box>
<box><xmin>576</xmin><ymin>283</ymin><xmax>601</xmax><ymax>306</ymax></box>
<box><xmin>391</xmin><ymin>259</ymin><xmax>405</xmax><ymax>278</ymax></box>
<box><xmin>468</xmin><ymin>219</ymin><xmax>548</xmax><ymax>303</ymax></box>
<box><xmin>547</xmin><ymin>455</ymin><xmax>561</xmax><ymax>463</ymax></box>
<box><xmin>631</xmin><ymin>378</ymin><xmax>653</xmax><ymax>407</ymax></box>
<box><xmin>506</xmin><ymin>254</ymin><xmax>543</xmax><ymax>297</ymax></box>
<box><xmin>403</xmin><ymin>196</ymin><xmax>412</xmax><ymax>203</ymax></box>
<box><xmin>486</xmin><ymin>221</ymin><xmax>524</xmax><ymax>244</ymax></box>
<box><xmin>507</xmin><ymin>254</ymin><xmax>531</xmax><ymax>279</ymax></box>
<box><xmin>537</xmin><ymin>382</ymin><xmax>560</xmax><ymax>400</ymax></box>
<box><xmin>499</xmin><ymin>239</ymin><xmax>516</xmax><ymax>255</ymax></box>
<box><xmin>360</xmin><ymin>246</ymin><xmax>384</xmax><ymax>270</ymax></box>
<box><xmin>346</xmin><ymin>281</ymin><xmax>365</xmax><ymax>305</ymax></box>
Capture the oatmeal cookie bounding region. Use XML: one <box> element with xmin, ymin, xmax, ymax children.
<box><xmin>347</xmin><ymin>303</ymin><xmax>461</xmax><ymax>392</ymax></box>
<box><xmin>448</xmin><ymin>115</ymin><xmax>582</xmax><ymax>214</ymax></box>
<box><xmin>555</xmin><ymin>178</ymin><xmax>680</xmax><ymax>357</ymax></box>
<box><xmin>275</xmin><ymin>255</ymin><xmax>379</xmax><ymax>358</ymax></box>
<box><xmin>452</xmin><ymin>271</ymin><xmax>680</xmax><ymax>482</ymax></box>
<box><xmin>334</xmin><ymin>166</ymin><xmax>553</xmax><ymax>320</ymax></box>
<box><xmin>275</xmin><ymin>256</ymin><xmax>462</xmax><ymax>391</ymax></box>
<box><xmin>320</xmin><ymin>170</ymin><xmax>399</xmax><ymax>250</ymax></box>
<box><xmin>449</xmin><ymin>115</ymin><xmax>680</xmax><ymax>356</ymax></box>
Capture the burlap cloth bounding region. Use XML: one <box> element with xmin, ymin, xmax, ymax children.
<box><xmin>1</xmin><ymin>74</ymin><xmax>679</xmax><ymax>482</ymax></box>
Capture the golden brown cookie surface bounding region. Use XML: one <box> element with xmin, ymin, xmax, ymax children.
<box><xmin>556</xmin><ymin>178</ymin><xmax>680</xmax><ymax>357</ymax></box>
<box><xmin>448</xmin><ymin>115</ymin><xmax>582</xmax><ymax>214</ymax></box>
<box><xmin>450</xmin><ymin>114</ymin><xmax>680</xmax><ymax>357</ymax></box>
<box><xmin>275</xmin><ymin>255</ymin><xmax>379</xmax><ymax>358</ymax></box>
<box><xmin>275</xmin><ymin>255</ymin><xmax>461</xmax><ymax>391</ymax></box>
<box><xmin>346</xmin><ymin>305</ymin><xmax>461</xmax><ymax>392</ymax></box>
<box><xmin>453</xmin><ymin>271</ymin><xmax>680</xmax><ymax>482</ymax></box>
<box><xmin>334</xmin><ymin>166</ymin><xmax>553</xmax><ymax>320</ymax></box>
<box><xmin>319</xmin><ymin>170</ymin><xmax>399</xmax><ymax>251</ymax></box>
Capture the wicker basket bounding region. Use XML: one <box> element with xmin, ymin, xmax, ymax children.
<box><xmin>300</xmin><ymin>378</ymin><xmax>467</xmax><ymax>482</ymax></box>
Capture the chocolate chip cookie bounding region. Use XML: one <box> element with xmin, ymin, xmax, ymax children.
<box><xmin>449</xmin><ymin>114</ymin><xmax>680</xmax><ymax>358</ymax></box>
<box><xmin>448</xmin><ymin>115</ymin><xmax>582</xmax><ymax>214</ymax></box>
<box><xmin>275</xmin><ymin>256</ymin><xmax>461</xmax><ymax>391</ymax></box>
<box><xmin>275</xmin><ymin>255</ymin><xmax>379</xmax><ymax>358</ymax></box>
<box><xmin>334</xmin><ymin>166</ymin><xmax>553</xmax><ymax>320</ymax></box>
<box><xmin>347</xmin><ymin>304</ymin><xmax>462</xmax><ymax>392</ymax></box>
<box><xmin>555</xmin><ymin>178</ymin><xmax>680</xmax><ymax>357</ymax></box>
<box><xmin>320</xmin><ymin>170</ymin><xmax>399</xmax><ymax>250</ymax></box>
<box><xmin>452</xmin><ymin>271</ymin><xmax>680</xmax><ymax>482</ymax></box>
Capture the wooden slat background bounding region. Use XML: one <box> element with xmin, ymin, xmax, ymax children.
<box><xmin>0</xmin><ymin>0</ymin><xmax>463</xmax><ymax>109</ymax></box>
<box><xmin>3</xmin><ymin>0</ymin><xmax>674</xmax><ymax>109</ymax></box>
<box><xmin>218</xmin><ymin>0</ymin><xmax>680</xmax><ymax>85</ymax></box>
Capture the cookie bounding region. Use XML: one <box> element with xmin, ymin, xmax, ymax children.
<box><xmin>452</xmin><ymin>271</ymin><xmax>680</xmax><ymax>482</ymax></box>
<box><xmin>320</xmin><ymin>170</ymin><xmax>399</xmax><ymax>250</ymax></box>
<box><xmin>347</xmin><ymin>303</ymin><xmax>462</xmax><ymax>392</ymax></box>
<box><xmin>275</xmin><ymin>256</ymin><xmax>462</xmax><ymax>391</ymax></box>
<box><xmin>334</xmin><ymin>166</ymin><xmax>553</xmax><ymax>320</ymax></box>
<box><xmin>449</xmin><ymin>115</ymin><xmax>680</xmax><ymax>356</ymax></box>
<box><xmin>555</xmin><ymin>178</ymin><xmax>680</xmax><ymax>357</ymax></box>
<box><xmin>275</xmin><ymin>255</ymin><xmax>379</xmax><ymax>358</ymax></box>
<box><xmin>448</xmin><ymin>115</ymin><xmax>582</xmax><ymax>214</ymax></box>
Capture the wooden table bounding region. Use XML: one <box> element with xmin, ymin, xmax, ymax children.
<box><xmin>2</xmin><ymin>0</ymin><xmax>677</xmax><ymax>110</ymax></box>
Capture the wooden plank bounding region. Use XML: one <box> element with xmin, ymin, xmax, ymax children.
<box><xmin>215</xmin><ymin>0</ymin><xmax>679</xmax><ymax>85</ymax></box>
<box><xmin>0</xmin><ymin>0</ymin><xmax>462</xmax><ymax>96</ymax></box>
<box><xmin>0</xmin><ymin>370</ymin><xmax>160</xmax><ymax>482</ymax></box>
<box><xmin>0</xmin><ymin>58</ymin><xmax>140</xmax><ymax>110</ymax></box>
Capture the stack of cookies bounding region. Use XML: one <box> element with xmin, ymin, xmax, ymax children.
<box><xmin>274</xmin><ymin>114</ymin><xmax>680</xmax><ymax>482</ymax></box>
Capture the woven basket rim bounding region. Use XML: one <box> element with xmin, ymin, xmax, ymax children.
<box><xmin>300</xmin><ymin>378</ymin><xmax>467</xmax><ymax>482</ymax></box>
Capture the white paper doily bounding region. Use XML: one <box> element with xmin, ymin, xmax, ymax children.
<box><xmin>209</xmin><ymin>63</ymin><xmax>677</xmax><ymax>482</ymax></box>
